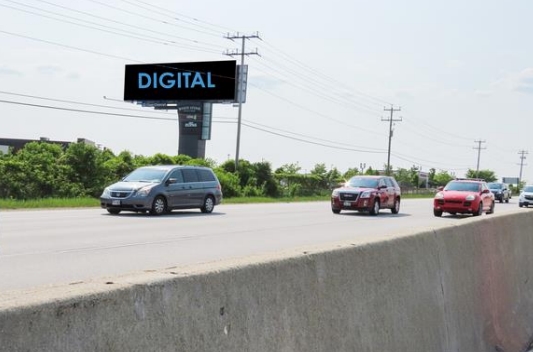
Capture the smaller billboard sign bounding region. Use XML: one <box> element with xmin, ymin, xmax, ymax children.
<box><xmin>124</xmin><ymin>60</ymin><xmax>237</xmax><ymax>102</ymax></box>
<box><xmin>178</xmin><ymin>102</ymin><xmax>203</xmax><ymax>136</ymax></box>
<box><xmin>503</xmin><ymin>177</ymin><xmax>520</xmax><ymax>184</ymax></box>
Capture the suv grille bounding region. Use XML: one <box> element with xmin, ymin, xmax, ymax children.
<box><xmin>340</xmin><ymin>192</ymin><xmax>359</xmax><ymax>201</ymax></box>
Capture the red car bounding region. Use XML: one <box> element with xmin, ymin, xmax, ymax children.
<box><xmin>433</xmin><ymin>178</ymin><xmax>495</xmax><ymax>217</ymax></box>
<box><xmin>331</xmin><ymin>175</ymin><xmax>401</xmax><ymax>215</ymax></box>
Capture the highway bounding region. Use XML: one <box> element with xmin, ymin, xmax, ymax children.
<box><xmin>0</xmin><ymin>198</ymin><xmax>526</xmax><ymax>292</ymax></box>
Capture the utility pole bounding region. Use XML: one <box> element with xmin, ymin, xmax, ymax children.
<box><xmin>382</xmin><ymin>105</ymin><xmax>402</xmax><ymax>175</ymax></box>
<box><xmin>473</xmin><ymin>139</ymin><xmax>486</xmax><ymax>178</ymax></box>
<box><xmin>224</xmin><ymin>32</ymin><xmax>260</xmax><ymax>171</ymax></box>
<box><xmin>359</xmin><ymin>163</ymin><xmax>366</xmax><ymax>174</ymax></box>
<box><xmin>518</xmin><ymin>150</ymin><xmax>528</xmax><ymax>186</ymax></box>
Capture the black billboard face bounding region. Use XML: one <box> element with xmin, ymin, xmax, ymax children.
<box><xmin>124</xmin><ymin>60</ymin><xmax>237</xmax><ymax>101</ymax></box>
<box><xmin>178</xmin><ymin>102</ymin><xmax>203</xmax><ymax>136</ymax></box>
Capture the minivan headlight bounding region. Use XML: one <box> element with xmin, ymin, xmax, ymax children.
<box><xmin>435</xmin><ymin>192</ymin><xmax>444</xmax><ymax>199</ymax></box>
<box><xmin>465</xmin><ymin>195</ymin><xmax>475</xmax><ymax>201</ymax></box>
<box><xmin>136</xmin><ymin>185</ymin><xmax>155</xmax><ymax>197</ymax></box>
<box><xmin>101</xmin><ymin>187</ymin><xmax>110</xmax><ymax>197</ymax></box>
<box><xmin>332</xmin><ymin>190</ymin><xmax>339</xmax><ymax>197</ymax></box>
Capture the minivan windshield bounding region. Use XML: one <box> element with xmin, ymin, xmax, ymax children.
<box><xmin>487</xmin><ymin>183</ymin><xmax>502</xmax><ymax>189</ymax></box>
<box><xmin>347</xmin><ymin>177</ymin><xmax>379</xmax><ymax>188</ymax></box>
<box><xmin>523</xmin><ymin>186</ymin><xmax>533</xmax><ymax>192</ymax></box>
<box><xmin>123</xmin><ymin>168</ymin><xmax>167</xmax><ymax>183</ymax></box>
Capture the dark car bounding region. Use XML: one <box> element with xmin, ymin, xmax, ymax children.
<box><xmin>433</xmin><ymin>178</ymin><xmax>494</xmax><ymax>217</ymax></box>
<box><xmin>331</xmin><ymin>175</ymin><xmax>401</xmax><ymax>215</ymax></box>
<box><xmin>487</xmin><ymin>182</ymin><xmax>510</xmax><ymax>203</ymax></box>
<box><xmin>100</xmin><ymin>165</ymin><xmax>222</xmax><ymax>215</ymax></box>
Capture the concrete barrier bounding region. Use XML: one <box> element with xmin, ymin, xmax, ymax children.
<box><xmin>1</xmin><ymin>211</ymin><xmax>533</xmax><ymax>351</ymax></box>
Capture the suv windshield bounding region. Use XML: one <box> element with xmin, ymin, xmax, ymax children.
<box><xmin>444</xmin><ymin>181</ymin><xmax>480</xmax><ymax>192</ymax></box>
<box><xmin>123</xmin><ymin>168</ymin><xmax>167</xmax><ymax>183</ymax></box>
<box><xmin>347</xmin><ymin>177</ymin><xmax>379</xmax><ymax>188</ymax></box>
<box><xmin>524</xmin><ymin>186</ymin><xmax>533</xmax><ymax>192</ymax></box>
<box><xmin>487</xmin><ymin>183</ymin><xmax>502</xmax><ymax>189</ymax></box>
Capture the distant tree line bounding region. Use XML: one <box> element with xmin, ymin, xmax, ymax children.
<box><xmin>0</xmin><ymin>141</ymin><xmax>498</xmax><ymax>200</ymax></box>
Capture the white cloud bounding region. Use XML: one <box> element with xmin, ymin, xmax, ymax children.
<box><xmin>0</xmin><ymin>66</ymin><xmax>23</xmax><ymax>76</ymax></box>
<box><xmin>446</xmin><ymin>60</ymin><xmax>464</xmax><ymax>69</ymax></box>
<box><xmin>474</xmin><ymin>90</ymin><xmax>492</xmax><ymax>97</ymax></box>
<box><xmin>36</xmin><ymin>65</ymin><xmax>64</xmax><ymax>75</ymax></box>
<box><xmin>513</xmin><ymin>68</ymin><xmax>533</xmax><ymax>94</ymax></box>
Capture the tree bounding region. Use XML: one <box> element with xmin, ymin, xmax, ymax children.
<box><xmin>433</xmin><ymin>170</ymin><xmax>454</xmax><ymax>187</ymax></box>
<box><xmin>343</xmin><ymin>168</ymin><xmax>360</xmax><ymax>180</ymax></box>
<box><xmin>253</xmin><ymin>161</ymin><xmax>278</xmax><ymax>197</ymax></box>
<box><xmin>466</xmin><ymin>169</ymin><xmax>497</xmax><ymax>182</ymax></box>
<box><xmin>14</xmin><ymin>142</ymin><xmax>67</xmax><ymax>198</ymax></box>
<box><xmin>63</xmin><ymin>142</ymin><xmax>107</xmax><ymax>197</ymax></box>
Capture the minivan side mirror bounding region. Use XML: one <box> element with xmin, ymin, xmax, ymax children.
<box><xmin>165</xmin><ymin>178</ymin><xmax>177</xmax><ymax>186</ymax></box>
<box><xmin>437</xmin><ymin>186</ymin><xmax>444</xmax><ymax>191</ymax></box>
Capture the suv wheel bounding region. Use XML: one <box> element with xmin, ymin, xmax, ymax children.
<box><xmin>370</xmin><ymin>199</ymin><xmax>380</xmax><ymax>216</ymax></box>
<box><xmin>201</xmin><ymin>195</ymin><xmax>215</xmax><ymax>213</ymax></box>
<box><xmin>332</xmin><ymin>208</ymin><xmax>341</xmax><ymax>214</ymax></box>
<box><xmin>473</xmin><ymin>202</ymin><xmax>483</xmax><ymax>216</ymax></box>
<box><xmin>150</xmin><ymin>196</ymin><xmax>167</xmax><ymax>215</ymax></box>
<box><xmin>487</xmin><ymin>201</ymin><xmax>495</xmax><ymax>214</ymax></box>
<box><xmin>391</xmin><ymin>198</ymin><xmax>400</xmax><ymax>214</ymax></box>
<box><xmin>107</xmin><ymin>208</ymin><xmax>121</xmax><ymax>215</ymax></box>
<box><xmin>433</xmin><ymin>209</ymin><xmax>443</xmax><ymax>217</ymax></box>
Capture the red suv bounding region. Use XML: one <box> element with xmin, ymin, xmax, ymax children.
<box><xmin>331</xmin><ymin>175</ymin><xmax>401</xmax><ymax>215</ymax></box>
<box><xmin>433</xmin><ymin>178</ymin><xmax>495</xmax><ymax>217</ymax></box>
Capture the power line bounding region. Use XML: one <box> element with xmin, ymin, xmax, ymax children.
<box><xmin>0</xmin><ymin>1</ymin><xmax>223</xmax><ymax>54</ymax></box>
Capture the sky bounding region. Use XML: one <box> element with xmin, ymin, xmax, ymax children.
<box><xmin>1</xmin><ymin>0</ymin><xmax>532</xmax><ymax>182</ymax></box>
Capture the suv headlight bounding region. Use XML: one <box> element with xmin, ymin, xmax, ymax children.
<box><xmin>465</xmin><ymin>195</ymin><xmax>475</xmax><ymax>201</ymax></box>
<box><xmin>435</xmin><ymin>192</ymin><xmax>444</xmax><ymax>199</ymax></box>
<box><xmin>101</xmin><ymin>187</ymin><xmax>110</xmax><ymax>197</ymax></box>
<box><xmin>332</xmin><ymin>190</ymin><xmax>339</xmax><ymax>197</ymax></box>
<box><xmin>136</xmin><ymin>185</ymin><xmax>155</xmax><ymax>197</ymax></box>
<box><xmin>360</xmin><ymin>191</ymin><xmax>372</xmax><ymax>199</ymax></box>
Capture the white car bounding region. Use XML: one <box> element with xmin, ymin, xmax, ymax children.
<box><xmin>518</xmin><ymin>185</ymin><xmax>533</xmax><ymax>208</ymax></box>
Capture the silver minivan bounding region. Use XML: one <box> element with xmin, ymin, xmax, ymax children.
<box><xmin>100</xmin><ymin>165</ymin><xmax>223</xmax><ymax>215</ymax></box>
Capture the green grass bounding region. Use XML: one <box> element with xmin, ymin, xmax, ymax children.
<box><xmin>0</xmin><ymin>192</ymin><xmax>435</xmax><ymax>209</ymax></box>
<box><xmin>0</xmin><ymin>197</ymin><xmax>100</xmax><ymax>209</ymax></box>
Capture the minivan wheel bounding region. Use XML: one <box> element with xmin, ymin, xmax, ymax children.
<box><xmin>150</xmin><ymin>196</ymin><xmax>167</xmax><ymax>215</ymax></box>
<box><xmin>370</xmin><ymin>199</ymin><xmax>380</xmax><ymax>216</ymax></box>
<box><xmin>433</xmin><ymin>209</ymin><xmax>443</xmax><ymax>217</ymax></box>
<box><xmin>107</xmin><ymin>208</ymin><xmax>121</xmax><ymax>215</ymax></box>
<box><xmin>201</xmin><ymin>195</ymin><xmax>215</xmax><ymax>213</ymax></box>
<box><xmin>332</xmin><ymin>208</ymin><xmax>341</xmax><ymax>214</ymax></box>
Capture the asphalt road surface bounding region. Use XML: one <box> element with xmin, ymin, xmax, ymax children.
<box><xmin>0</xmin><ymin>198</ymin><xmax>526</xmax><ymax>292</ymax></box>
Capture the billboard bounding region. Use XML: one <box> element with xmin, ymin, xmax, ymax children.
<box><xmin>503</xmin><ymin>177</ymin><xmax>520</xmax><ymax>184</ymax></box>
<box><xmin>124</xmin><ymin>60</ymin><xmax>237</xmax><ymax>101</ymax></box>
<box><xmin>178</xmin><ymin>102</ymin><xmax>203</xmax><ymax>136</ymax></box>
